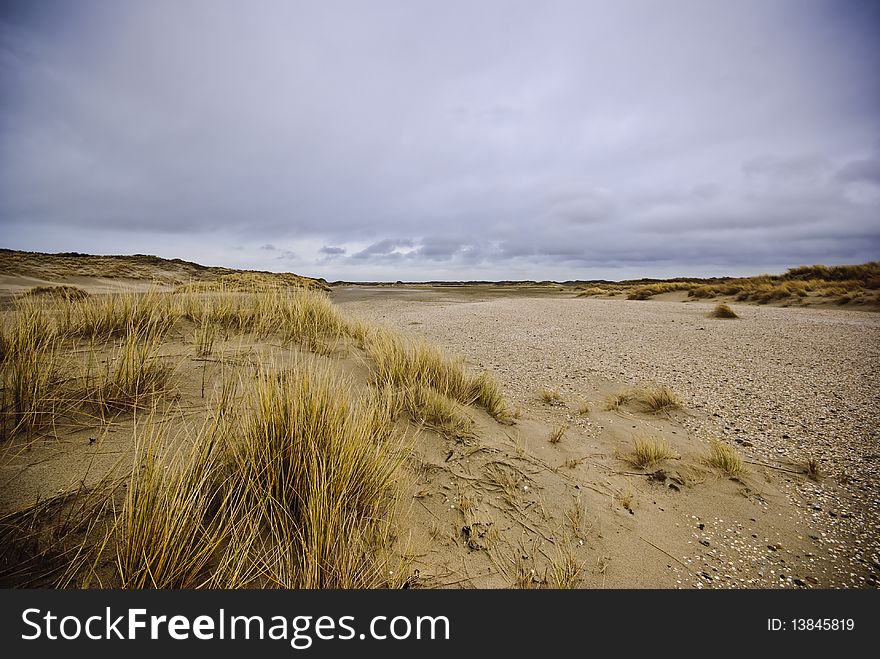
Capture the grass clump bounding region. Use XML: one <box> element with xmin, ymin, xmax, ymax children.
<box><xmin>0</xmin><ymin>302</ymin><xmax>65</xmax><ymax>440</ymax></box>
<box><xmin>604</xmin><ymin>389</ymin><xmax>633</xmax><ymax>411</ymax></box>
<box><xmin>224</xmin><ymin>362</ymin><xmax>404</xmax><ymax>587</ymax></box>
<box><xmin>710</xmin><ymin>303</ymin><xmax>739</xmax><ymax>319</ymax></box>
<box><xmin>634</xmin><ymin>385</ymin><xmax>682</xmax><ymax>416</ymax></box>
<box><xmin>577</xmin><ymin>400</ymin><xmax>591</xmax><ymax>415</ymax></box>
<box><xmin>87</xmin><ymin>326</ymin><xmax>171</xmax><ymax>412</ymax></box>
<box><xmin>400</xmin><ymin>384</ymin><xmax>474</xmax><ymax>438</ymax></box>
<box><xmin>705</xmin><ymin>440</ymin><xmax>745</xmax><ymax>477</ymax></box>
<box><xmin>19</xmin><ymin>285</ymin><xmax>89</xmax><ymax>301</ymax></box>
<box><xmin>576</xmin><ymin>287</ymin><xmax>609</xmax><ymax>297</ymax></box>
<box><xmin>366</xmin><ymin>329</ymin><xmax>510</xmax><ymax>421</ymax></box>
<box><xmin>626</xmin><ymin>282</ymin><xmax>692</xmax><ymax>300</ymax></box>
<box><xmin>802</xmin><ymin>455</ymin><xmax>822</xmax><ymax>481</ymax></box>
<box><xmin>623</xmin><ymin>435</ymin><xmax>676</xmax><ymax>469</ymax></box>
<box><xmin>95</xmin><ymin>360</ymin><xmax>406</xmax><ymax>589</ymax></box>
<box><xmin>193</xmin><ymin>317</ymin><xmax>217</xmax><ymax>357</ymax></box>
<box><xmin>113</xmin><ymin>422</ymin><xmax>233</xmax><ymax>588</ymax></box>
<box><xmin>540</xmin><ymin>388</ymin><xmax>564</xmax><ymax>405</ymax></box>
<box><xmin>549</xmin><ymin>423</ymin><xmax>568</xmax><ymax>444</ymax></box>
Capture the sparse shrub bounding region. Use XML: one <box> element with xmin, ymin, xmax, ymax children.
<box><xmin>577</xmin><ymin>401</ymin><xmax>591</xmax><ymax>415</ymax></box>
<box><xmin>540</xmin><ymin>388</ymin><xmax>564</xmax><ymax>405</ymax></box>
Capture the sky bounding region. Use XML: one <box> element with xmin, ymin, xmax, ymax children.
<box><xmin>1</xmin><ymin>0</ymin><xmax>879</xmax><ymax>281</ymax></box>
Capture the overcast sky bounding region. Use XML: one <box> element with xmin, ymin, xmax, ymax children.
<box><xmin>1</xmin><ymin>0</ymin><xmax>878</xmax><ymax>281</ymax></box>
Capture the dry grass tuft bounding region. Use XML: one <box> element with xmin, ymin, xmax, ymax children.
<box><xmin>1</xmin><ymin>301</ymin><xmax>65</xmax><ymax>440</ymax></box>
<box><xmin>222</xmin><ymin>362</ymin><xmax>405</xmax><ymax>587</ymax></box>
<box><xmin>710</xmin><ymin>303</ymin><xmax>739</xmax><ymax>319</ymax></box>
<box><xmin>604</xmin><ymin>388</ymin><xmax>634</xmax><ymax>411</ymax></box>
<box><xmin>705</xmin><ymin>440</ymin><xmax>745</xmax><ymax>477</ymax></box>
<box><xmin>366</xmin><ymin>329</ymin><xmax>510</xmax><ymax>421</ymax></box>
<box><xmin>86</xmin><ymin>326</ymin><xmax>172</xmax><ymax>412</ymax></box>
<box><xmin>577</xmin><ymin>400</ymin><xmax>591</xmax><ymax>415</ymax></box>
<box><xmin>540</xmin><ymin>388</ymin><xmax>564</xmax><ymax>405</ymax></box>
<box><xmin>623</xmin><ymin>435</ymin><xmax>676</xmax><ymax>469</ymax></box>
<box><xmin>400</xmin><ymin>384</ymin><xmax>474</xmax><ymax>438</ymax></box>
<box><xmin>549</xmin><ymin>423</ymin><xmax>568</xmax><ymax>444</ymax></box>
<box><xmin>19</xmin><ymin>285</ymin><xmax>89</xmax><ymax>301</ymax></box>
<box><xmin>548</xmin><ymin>546</ymin><xmax>585</xmax><ymax>589</ymax></box>
<box><xmin>802</xmin><ymin>455</ymin><xmax>822</xmax><ymax>481</ymax></box>
<box><xmin>633</xmin><ymin>385</ymin><xmax>682</xmax><ymax>416</ymax></box>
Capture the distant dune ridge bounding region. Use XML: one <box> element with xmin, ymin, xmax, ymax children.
<box><xmin>2</xmin><ymin>249</ymin><xmax>877</xmax><ymax>308</ymax></box>
<box><xmin>0</xmin><ymin>248</ymin><xmax>329</xmax><ymax>291</ymax></box>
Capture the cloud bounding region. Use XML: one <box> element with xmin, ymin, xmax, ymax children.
<box><xmin>351</xmin><ymin>239</ymin><xmax>414</xmax><ymax>260</ymax></box>
<box><xmin>0</xmin><ymin>0</ymin><xmax>878</xmax><ymax>280</ymax></box>
<box><xmin>836</xmin><ymin>158</ymin><xmax>880</xmax><ymax>185</ymax></box>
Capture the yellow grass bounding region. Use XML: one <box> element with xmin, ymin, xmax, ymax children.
<box><xmin>86</xmin><ymin>326</ymin><xmax>171</xmax><ymax>413</ymax></box>
<box><xmin>365</xmin><ymin>329</ymin><xmax>511</xmax><ymax>421</ymax></box>
<box><xmin>634</xmin><ymin>385</ymin><xmax>682</xmax><ymax>415</ymax></box>
<box><xmin>400</xmin><ymin>384</ymin><xmax>474</xmax><ymax>438</ymax></box>
<box><xmin>604</xmin><ymin>388</ymin><xmax>634</xmax><ymax>411</ymax></box>
<box><xmin>0</xmin><ymin>300</ymin><xmax>65</xmax><ymax>440</ymax></box>
<box><xmin>2</xmin><ymin>282</ymin><xmax>517</xmax><ymax>588</ymax></box>
<box><xmin>705</xmin><ymin>440</ymin><xmax>745</xmax><ymax>477</ymax></box>
<box><xmin>540</xmin><ymin>388</ymin><xmax>564</xmax><ymax>405</ymax></box>
<box><xmin>710</xmin><ymin>303</ymin><xmax>739</xmax><ymax>319</ymax></box>
<box><xmin>623</xmin><ymin>435</ymin><xmax>676</xmax><ymax>469</ymax></box>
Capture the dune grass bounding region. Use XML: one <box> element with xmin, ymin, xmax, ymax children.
<box><xmin>711</xmin><ymin>303</ymin><xmax>739</xmax><ymax>319</ymax></box>
<box><xmin>603</xmin><ymin>385</ymin><xmax>681</xmax><ymax>416</ymax></box>
<box><xmin>222</xmin><ymin>362</ymin><xmax>405</xmax><ymax>588</ymax></box>
<box><xmin>633</xmin><ymin>385</ymin><xmax>682</xmax><ymax>415</ymax></box>
<box><xmin>626</xmin><ymin>282</ymin><xmax>693</xmax><ymax>300</ymax></box>
<box><xmin>540</xmin><ymin>388</ymin><xmax>564</xmax><ymax>405</ymax></box>
<box><xmin>365</xmin><ymin>329</ymin><xmax>511</xmax><ymax>421</ymax></box>
<box><xmin>604</xmin><ymin>389</ymin><xmax>634</xmax><ymax>411</ymax></box>
<box><xmin>19</xmin><ymin>285</ymin><xmax>90</xmax><ymax>301</ymax></box>
<box><xmin>2</xmin><ymin>282</ymin><xmax>517</xmax><ymax>588</ymax></box>
<box><xmin>549</xmin><ymin>423</ymin><xmax>568</xmax><ymax>444</ymax></box>
<box><xmin>1</xmin><ymin>300</ymin><xmax>65</xmax><ymax>440</ymax></box>
<box><xmin>400</xmin><ymin>384</ymin><xmax>474</xmax><ymax>439</ymax></box>
<box><xmin>623</xmin><ymin>435</ymin><xmax>676</xmax><ymax>469</ymax></box>
<box><xmin>705</xmin><ymin>440</ymin><xmax>745</xmax><ymax>477</ymax></box>
<box><xmin>86</xmin><ymin>326</ymin><xmax>172</xmax><ymax>413</ymax></box>
<box><xmin>802</xmin><ymin>455</ymin><xmax>822</xmax><ymax>481</ymax></box>
<box><xmin>81</xmin><ymin>360</ymin><xmax>408</xmax><ymax>589</ymax></box>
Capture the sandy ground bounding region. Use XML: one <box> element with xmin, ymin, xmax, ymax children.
<box><xmin>335</xmin><ymin>287</ymin><xmax>880</xmax><ymax>588</ymax></box>
<box><xmin>2</xmin><ymin>274</ymin><xmax>877</xmax><ymax>588</ymax></box>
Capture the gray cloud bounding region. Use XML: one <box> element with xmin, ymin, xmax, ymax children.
<box><xmin>836</xmin><ymin>158</ymin><xmax>880</xmax><ymax>184</ymax></box>
<box><xmin>1</xmin><ymin>0</ymin><xmax>878</xmax><ymax>281</ymax></box>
